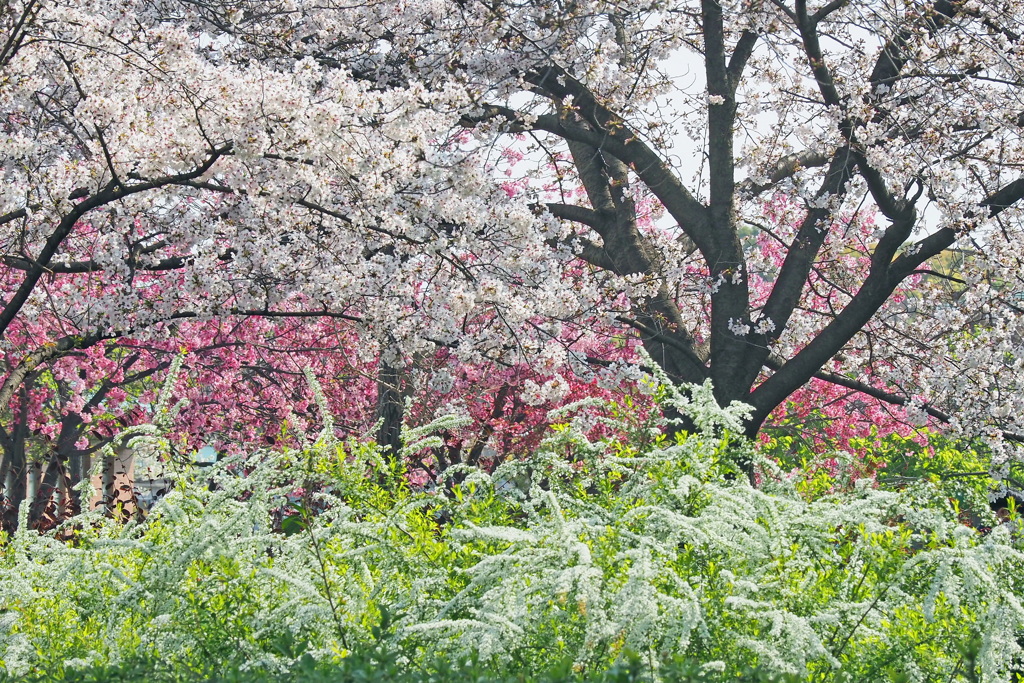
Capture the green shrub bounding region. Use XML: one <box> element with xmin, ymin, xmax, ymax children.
<box><xmin>1</xmin><ymin>379</ymin><xmax>1022</xmax><ymax>681</ymax></box>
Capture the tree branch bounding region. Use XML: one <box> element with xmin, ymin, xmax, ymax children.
<box><xmin>727</xmin><ymin>30</ymin><xmax>759</xmax><ymax>87</ymax></box>
<box><xmin>543</xmin><ymin>203</ymin><xmax>610</xmax><ymax>230</ymax></box>
<box><xmin>737</xmin><ymin>149</ymin><xmax>831</xmax><ymax>196</ymax></box>
<box><xmin>0</xmin><ymin>332</ymin><xmax>113</xmax><ymax>414</ymax></box>
<box><xmin>764</xmin><ymin>356</ymin><xmax>1024</xmax><ymax>443</ymax></box>
<box><xmin>464</xmin><ymin>88</ymin><xmax>712</xmax><ymax>256</ymax></box>
<box><xmin>0</xmin><ymin>142</ymin><xmax>232</xmax><ymax>340</ymax></box>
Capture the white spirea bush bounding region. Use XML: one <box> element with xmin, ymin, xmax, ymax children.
<box><xmin>1</xmin><ymin>377</ymin><xmax>1022</xmax><ymax>681</ymax></box>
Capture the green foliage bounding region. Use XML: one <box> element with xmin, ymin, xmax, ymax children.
<box><xmin>760</xmin><ymin>406</ymin><xmax>1019</xmax><ymax>521</ymax></box>
<box><xmin>1</xmin><ymin>378</ymin><xmax>1023</xmax><ymax>682</ymax></box>
<box><xmin>2</xmin><ymin>649</ymin><xmax>812</xmax><ymax>682</ymax></box>
<box><xmin>759</xmin><ymin>426</ymin><xmax>889</xmax><ymax>499</ymax></box>
<box><xmin>874</xmin><ymin>431</ymin><xmax>1006</xmax><ymax>525</ymax></box>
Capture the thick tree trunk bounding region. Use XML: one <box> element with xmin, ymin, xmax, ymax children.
<box><xmin>101</xmin><ymin>454</ymin><xmax>116</xmax><ymax>508</ymax></box>
<box><xmin>1</xmin><ymin>383</ymin><xmax>33</xmax><ymax>531</ymax></box>
<box><xmin>28</xmin><ymin>455</ymin><xmax>63</xmax><ymax>528</ymax></box>
<box><xmin>1</xmin><ymin>439</ymin><xmax>26</xmax><ymax>532</ymax></box>
<box><xmin>55</xmin><ymin>412</ymin><xmax>90</xmax><ymax>515</ymax></box>
<box><xmin>68</xmin><ymin>450</ymin><xmax>89</xmax><ymax>515</ymax></box>
<box><xmin>374</xmin><ymin>359</ymin><xmax>406</xmax><ymax>455</ymax></box>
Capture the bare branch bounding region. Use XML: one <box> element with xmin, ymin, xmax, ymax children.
<box><xmin>737</xmin><ymin>149</ymin><xmax>831</xmax><ymax>197</ymax></box>
<box><xmin>765</xmin><ymin>356</ymin><xmax>1024</xmax><ymax>443</ymax></box>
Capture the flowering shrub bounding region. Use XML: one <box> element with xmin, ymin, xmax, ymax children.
<box><xmin>761</xmin><ymin>379</ymin><xmax>926</xmax><ymax>463</ymax></box>
<box><xmin>1</xmin><ymin>377</ymin><xmax>1022</xmax><ymax>682</ymax></box>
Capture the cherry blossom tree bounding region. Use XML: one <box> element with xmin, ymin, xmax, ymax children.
<box><xmin>3</xmin><ymin>0</ymin><xmax>1024</xmax><ymax>494</ymax></box>
<box><xmin>421</xmin><ymin>0</ymin><xmax>1024</xmax><ymax>469</ymax></box>
<box><xmin>0</xmin><ymin>0</ymin><xmax>569</xmax><ymax>521</ymax></box>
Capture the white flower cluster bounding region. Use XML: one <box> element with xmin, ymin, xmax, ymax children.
<box><xmin>753</xmin><ymin>316</ymin><xmax>776</xmax><ymax>335</ymax></box>
<box><xmin>520</xmin><ymin>374</ymin><xmax>570</xmax><ymax>406</ymax></box>
<box><xmin>728</xmin><ymin>317</ymin><xmax>751</xmax><ymax>337</ymax></box>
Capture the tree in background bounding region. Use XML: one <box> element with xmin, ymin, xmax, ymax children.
<box><xmin>2</xmin><ymin>0</ymin><xmax>1024</xmax><ymax>500</ymax></box>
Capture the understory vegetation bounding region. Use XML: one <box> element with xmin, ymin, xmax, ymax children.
<box><xmin>1</xmin><ymin>377</ymin><xmax>1021</xmax><ymax>682</ymax></box>
<box><xmin>6</xmin><ymin>0</ymin><xmax>1024</xmax><ymax>680</ymax></box>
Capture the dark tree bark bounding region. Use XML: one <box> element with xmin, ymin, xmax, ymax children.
<box><xmin>0</xmin><ymin>382</ymin><xmax>33</xmax><ymax>532</ymax></box>
<box><xmin>374</xmin><ymin>359</ymin><xmax>407</xmax><ymax>456</ymax></box>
